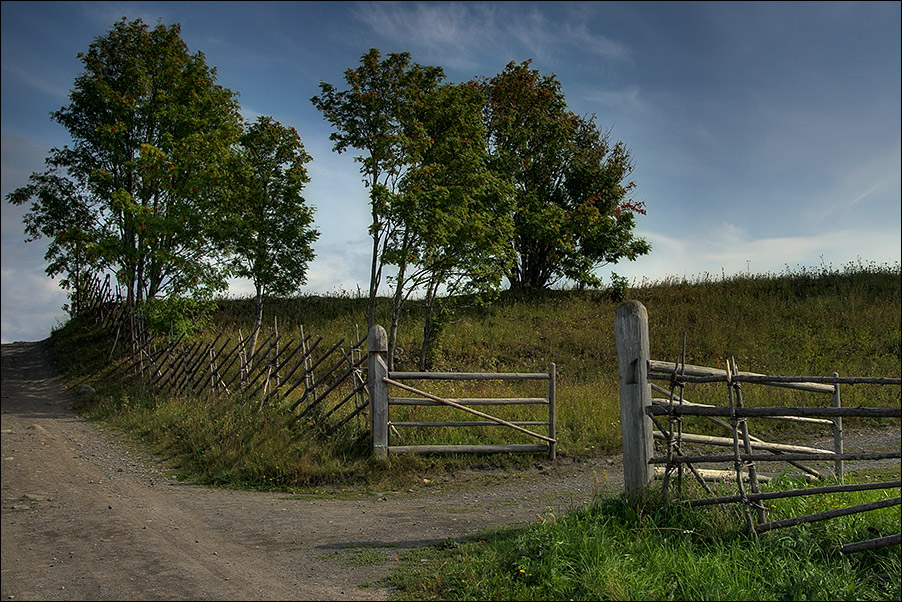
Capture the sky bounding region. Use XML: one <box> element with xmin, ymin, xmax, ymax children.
<box><xmin>2</xmin><ymin>1</ymin><xmax>900</xmax><ymax>343</ymax></box>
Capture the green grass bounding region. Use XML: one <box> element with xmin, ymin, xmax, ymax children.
<box><xmin>52</xmin><ymin>259</ymin><xmax>900</xmax><ymax>490</ymax></box>
<box><xmin>49</xmin><ymin>259</ymin><xmax>901</xmax><ymax>600</ymax></box>
<box><xmin>386</xmin><ymin>479</ymin><xmax>901</xmax><ymax>601</ymax></box>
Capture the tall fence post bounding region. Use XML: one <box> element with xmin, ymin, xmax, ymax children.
<box><xmin>368</xmin><ymin>325</ymin><xmax>389</xmax><ymax>460</ymax></box>
<box><xmin>615</xmin><ymin>300</ymin><xmax>654</xmax><ymax>495</ymax></box>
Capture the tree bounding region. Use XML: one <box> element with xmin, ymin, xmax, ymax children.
<box><xmin>223</xmin><ymin>116</ymin><xmax>319</xmax><ymax>357</ymax></box>
<box><xmin>310</xmin><ymin>49</ymin><xmax>444</xmax><ymax>333</ymax></box>
<box><xmin>382</xmin><ymin>81</ymin><xmax>515</xmax><ymax>369</ymax></box>
<box><xmin>479</xmin><ymin>61</ymin><xmax>650</xmax><ymax>291</ymax></box>
<box><xmin>7</xmin><ymin>18</ymin><xmax>242</xmax><ymax>308</ymax></box>
<box><xmin>313</xmin><ymin>51</ymin><xmax>515</xmax><ymax>368</ymax></box>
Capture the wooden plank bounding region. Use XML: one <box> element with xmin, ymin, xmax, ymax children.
<box><xmin>389</xmin><ymin>420</ymin><xmax>548</xmax><ymax>428</ymax></box>
<box><xmin>654</xmin><ymin>467</ymin><xmax>776</xmax><ymax>483</ymax></box>
<box><xmin>616</xmin><ymin>300</ymin><xmax>655</xmax><ymax>494</ymax></box>
<box><xmin>688</xmin><ymin>480</ymin><xmax>902</xmax><ymax>507</ymax></box>
<box><xmin>650</xmin><ymin>451</ymin><xmax>900</xmax><ymax>464</ymax></box>
<box><xmin>647</xmin><ymin>405</ymin><xmax>901</xmax><ymax>418</ymax></box>
<box><xmin>648</xmin><ymin>360</ymin><xmax>836</xmax><ymax>393</ymax></box>
<box><xmin>840</xmin><ymin>534</ymin><xmax>902</xmax><ymax>554</ymax></box>
<box><xmin>389</xmin><ymin>371</ymin><xmax>549</xmax><ymax>381</ymax></box>
<box><xmin>652</xmin><ymin>431</ymin><xmax>832</xmax><ymax>455</ymax></box>
<box><xmin>388</xmin><ymin>444</ymin><xmax>548</xmax><ymax>455</ymax></box>
<box><xmin>389</xmin><ymin>397</ymin><xmax>548</xmax><ymax>406</ymax></box>
<box><xmin>755</xmin><ymin>497</ymin><xmax>901</xmax><ymax>533</ymax></box>
<box><xmin>650</xmin><ymin>393</ymin><xmax>833</xmax><ymax>426</ymax></box>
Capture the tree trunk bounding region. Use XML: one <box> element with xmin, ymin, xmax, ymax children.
<box><xmin>249</xmin><ymin>281</ymin><xmax>264</xmax><ymax>360</ymax></box>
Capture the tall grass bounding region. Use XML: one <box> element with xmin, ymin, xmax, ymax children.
<box><xmin>387</xmin><ymin>477</ymin><xmax>901</xmax><ymax>601</ymax></box>
<box><xmin>52</xmin><ymin>259</ymin><xmax>900</xmax><ymax>490</ymax></box>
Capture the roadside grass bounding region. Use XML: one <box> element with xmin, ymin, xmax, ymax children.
<box><xmin>385</xmin><ymin>478</ymin><xmax>901</xmax><ymax>601</ymax></box>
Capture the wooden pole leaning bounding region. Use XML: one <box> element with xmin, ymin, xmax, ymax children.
<box><xmin>615</xmin><ymin>300</ymin><xmax>655</xmax><ymax>495</ymax></box>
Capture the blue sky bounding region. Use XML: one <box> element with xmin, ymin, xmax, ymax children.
<box><xmin>2</xmin><ymin>1</ymin><xmax>900</xmax><ymax>343</ymax></box>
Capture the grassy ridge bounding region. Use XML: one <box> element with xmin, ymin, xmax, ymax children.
<box><xmin>53</xmin><ymin>260</ymin><xmax>900</xmax><ymax>489</ymax></box>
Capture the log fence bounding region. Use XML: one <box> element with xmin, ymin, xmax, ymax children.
<box><xmin>70</xmin><ymin>275</ymin><xmax>370</xmax><ymax>431</ymax></box>
<box><xmin>615</xmin><ymin>300</ymin><xmax>901</xmax><ymax>552</ymax></box>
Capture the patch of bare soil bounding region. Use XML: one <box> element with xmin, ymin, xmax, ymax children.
<box><xmin>2</xmin><ymin>340</ymin><xmax>898</xmax><ymax>601</ymax></box>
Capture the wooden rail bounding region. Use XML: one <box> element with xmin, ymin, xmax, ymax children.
<box><xmin>368</xmin><ymin>325</ymin><xmax>556</xmax><ymax>460</ymax></box>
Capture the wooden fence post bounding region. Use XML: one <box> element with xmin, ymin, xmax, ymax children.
<box><xmin>615</xmin><ymin>300</ymin><xmax>654</xmax><ymax>495</ymax></box>
<box><xmin>368</xmin><ymin>325</ymin><xmax>389</xmax><ymax>460</ymax></box>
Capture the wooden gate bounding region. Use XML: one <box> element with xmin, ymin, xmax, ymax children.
<box><xmin>367</xmin><ymin>325</ymin><xmax>556</xmax><ymax>459</ymax></box>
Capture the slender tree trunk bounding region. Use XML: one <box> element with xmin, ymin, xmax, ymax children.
<box><xmin>368</xmin><ymin>230</ymin><xmax>380</xmax><ymax>330</ymax></box>
<box><xmin>249</xmin><ymin>281</ymin><xmax>264</xmax><ymax>360</ymax></box>
<box><xmin>387</xmin><ymin>258</ymin><xmax>408</xmax><ymax>372</ymax></box>
<box><xmin>419</xmin><ymin>279</ymin><xmax>440</xmax><ymax>371</ymax></box>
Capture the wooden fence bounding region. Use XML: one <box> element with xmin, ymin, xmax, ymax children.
<box><xmin>367</xmin><ymin>325</ymin><xmax>557</xmax><ymax>460</ymax></box>
<box><xmin>615</xmin><ymin>300</ymin><xmax>901</xmax><ymax>552</ymax></box>
<box><xmin>74</xmin><ymin>275</ymin><xmax>370</xmax><ymax>431</ymax></box>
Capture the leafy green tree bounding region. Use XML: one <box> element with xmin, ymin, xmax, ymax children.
<box><xmin>7</xmin><ymin>18</ymin><xmax>242</xmax><ymax>308</ymax></box>
<box><xmin>223</xmin><ymin>116</ymin><xmax>319</xmax><ymax>357</ymax></box>
<box><xmin>382</xmin><ymin>81</ymin><xmax>515</xmax><ymax>369</ymax></box>
<box><xmin>479</xmin><ymin>60</ymin><xmax>651</xmax><ymax>291</ymax></box>
<box><xmin>313</xmin><ymin>51</ymin><xmax>515</xmax><ymax>368</ymax></box>
<box><xmin>311</xmin><ymin>49</ymin><xmax>444</xmax><ymax>334</ymax></box>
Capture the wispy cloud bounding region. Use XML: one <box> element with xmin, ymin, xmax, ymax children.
<box><xmin>351</xmin><ymin>1</ymin><xmax>629</xmax><ymax>73</ymax></box>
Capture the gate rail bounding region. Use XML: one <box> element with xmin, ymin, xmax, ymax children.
<box><xmin>367</xmin><ymin>326</ymin><xmax>556</xmax><ymax>459</ymax></box>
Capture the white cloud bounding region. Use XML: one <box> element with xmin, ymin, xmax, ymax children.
<box><xmin>0</xmin><ymin>265</ymin><xmax>67</xmax><ymax>343</ymax></box>
<box><xmin>607</xmin><ymin>224</ymin><xmax>901</xmax><ymax>287</ymax></box>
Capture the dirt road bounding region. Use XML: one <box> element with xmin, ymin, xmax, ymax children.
<box><xmin>1</xmin><ymin>340</ymin><xmax>614</xmax><ymax>601</ymax></box>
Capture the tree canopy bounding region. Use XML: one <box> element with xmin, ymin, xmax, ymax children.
<box><xmin>478</xmin><ymin>60</ymin><xmax>651</xmax><ymax>291</ymax></box>
<box><xmin>313</xmin><ymin>50</ymin><xmax>516</xmax><ymax>367</ymax></box>
<box><xmin>10</xmin><ymin>18</ymin><xmax>652</xmax><ymax>356</ymax></box>
<box><xmin>311</xmin><ymin>49</ymin><xmax>446</xmax><ymax>333</ymax></box>
<box><xmin>7</xmin><ymin>17</ymin><xmax>243</xmax><ymax>306</ymax></box>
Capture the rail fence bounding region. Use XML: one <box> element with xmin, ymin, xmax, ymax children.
<box><xmin>615</xmin><ymin>300</ymin><xmax>901</xmax><ymax>553</ymax></box>
<box><xmin>73</xmin><ymin>275</ymin><xmax>369</xmax><ymax>432</ymax></box>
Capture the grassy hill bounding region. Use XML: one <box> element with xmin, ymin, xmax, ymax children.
<box><xmin>49</xmin><ymin>259</ymin><xmax>900</xmax><ymax>600</ymax></box>
<box><xmin>52</xmin><ymin>260</ymin><xmax>900</xmax><ymax>490</ymax></box>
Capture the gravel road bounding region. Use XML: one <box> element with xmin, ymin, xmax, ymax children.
<box><xmin>1</xmin><ymin>340</ymin><xmax>618</xmax><ymax>601</ymax></box>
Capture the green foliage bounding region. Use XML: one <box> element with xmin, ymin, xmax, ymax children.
<box><xmin>478</xmin><ymin>60</ymin><xmax>651</xmax><ymax>290</ymax></box>
<box><xmin>387</xmin><ymin>483</ymin><xmax>901</xmax><ymax>601</ymax></box>
<box><xmin>224</xmin><ymin>115</ymin><xmax>318</xmax><ymax>298</ymax></box>
<box><xmin>313</xmin><ymin>50</ymin><xmax>516</xmax><ymax>367</ymax></box>
<box><xmin>312</xmin><ymin>48</ymin><xmax>446</xmax><ymax>330</ymax></box>
<box><xmin>7</xmin><ymin>17</ymin><xmax>242</xmax><ymax>305</ymax></box>
<box><xmin>221</xmin><ymin>115</ymin><xmax>319</xmax><ymax>353</ymax></box>
<box><xmin>607</xmin><ymin>272</ymin><xmax>630</xmax><ymax>302</ymax></box>
<box><xmin>138</xmin><ymin>294</ymin><xmax>216</xmax><ymax>339</ymax></box>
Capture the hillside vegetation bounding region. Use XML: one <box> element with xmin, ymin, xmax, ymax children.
<box><xmin>52</xmin><ymin>260</ymin><xmax>900</xmax><ymax>491</ymax></box>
